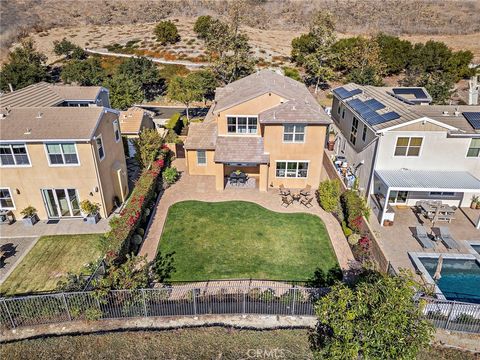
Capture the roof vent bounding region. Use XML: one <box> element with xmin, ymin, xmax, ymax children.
<box><xmin>24</xmin><ymin>128</ymin><xmax>31</xmax><ymax>135</ymax></box>
<box><xmin>36</xmin><ymin>112</ymin><xmax>43</xmax><ymax>119</ymax></box>
<box><xmin>454</xmin><ymin>107</ymin><xmax>460</xmax><ymax>116</ymax></box>
<box><xmin>292</xmin><ymin>105</ymin><xmax>296</xmax><ymax>111</ymax></box>
<box><xmin>442</xmin><ymin>110</ymin><xmax>449</xmax><ymax>116</ymax></box>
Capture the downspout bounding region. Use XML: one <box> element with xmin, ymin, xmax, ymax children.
<box><xmin>366</xmin><ymin>134</ymin><xmax>381</xmax><ymax>199</ymax></box>
<box><xmin>90</xmin><ymin>140</ymin><xmax>107</xmax><ymax>219</ymax></box>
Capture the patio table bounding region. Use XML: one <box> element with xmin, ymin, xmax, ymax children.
<box><xmin>291</xmin><ymin>193</ymin><xmax>302</xmax><ymax>202</ymax></box>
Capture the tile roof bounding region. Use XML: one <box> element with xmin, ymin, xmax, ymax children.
<box><xmin>0</xmin><ymin>107</ymin><xmax>112</xmax><ymax>141</ymax></box>
<box><xmin>259</xmin><ymin>99</ymin><xmax>331</xmax><ymax>124</ymax></box>
<box><xmin>0</xmin><ymin>82</ymin><xmax>102</xmax><ymax>108</ymax></box>
<box><xmin>214</xmin><ymin>136</ymin><xmax>269</xmax><ymax>164</ymax></box>
<box><xmin>184</xmin><ymin>121</ymin><xmax>217</xmax><ymax>150</ymax></box>
<box><xmin>336</xmin><ymin>83</ymin><xmax>480</xmax><ymax>134</ymax></box>
<box><xmin>119</xmin><ymin>107</ymin><xmax>153</xmax><ymax>135</ymax></box>
<box><xmin>213</xmin><ymin>69</ymin><xmax>323</xmax><ymax>116</ymax></box>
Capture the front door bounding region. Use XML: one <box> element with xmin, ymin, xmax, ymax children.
<box><xmin>41</xmin><ymin>188</ymin><xmax>81</xmax><ymax>218</ymax></box>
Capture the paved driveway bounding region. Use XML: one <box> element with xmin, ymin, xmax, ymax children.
<box><xmin>0</xmin><ymin>237</ymin><xmax>39</xmax><ymax>285</ymax></box>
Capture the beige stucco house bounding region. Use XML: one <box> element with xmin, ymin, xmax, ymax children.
<box><xmin>184</xmin><ymin>70</ymin><xmax>332</xmax><ymax>191</ymax></box>
<box><xmin>0</xmin><ymin>83</ymin><xmax>128</xmax><ymax>221</ymax></box>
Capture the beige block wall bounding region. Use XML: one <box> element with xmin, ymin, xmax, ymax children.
<box><xmin>216</xmin><ymin>92</ymin><xmax>285</xmax><ymax>136</ymax></box>
<box><xmin>1</xmin><ymin>141</ymin><xmax>103</xmax><ymax>220</ymax></box>
<box><xmin>93</xmin><ymin>111</ymin><xmax>129</xmax><ymax>216</ymax></box>
<box><xmin>185</xmin><ymin>149</ymin><xmax>216</xmax><ymax>175</ymax></box>
<box><xmin>263</xmin><ymin>124</ymin><xmax>327</xmax><ymax>189</ymax></box>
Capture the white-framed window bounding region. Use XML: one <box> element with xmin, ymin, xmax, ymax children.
<box><xmin>96</xmin><ymin>135</ymin><xmax>105</xmax><ymax>160</ymax></box>
<box><xmin>350</xmin><ymin>117</ymin><xmax>358</xmax><ymax>145</ymax></box>
<box><xmin>226</xmin><ymin>116</ymin><xmax>257</xmax><ymax>134</ymax></box>
<box><xmin>466</xmin><ymin>138</ymin><xmax>480</xmax><ymax>158</ymax></box>
<box><xmin>0</xmin><ymin>143</ymin><xmax>30</xmax><ymax>166</ymax></box>
<box><xmin>113</xmin><ymin>120</ymin><xmax>121</xmax><ymax>143</ymax></box>
<box><xmin>45</xmin><ymin>143</ymin><xmax>79</xmax><ymax>165</ymax></box>
<box><xmin>362</xmin><ymin>124</ymin><xmax>367</xmax><ymax>142</ymax></box>
<box><xmin>283</xmin><ymin>124</ymin><xmax>306</xmax><ymax>143</ymax></box>
<box><xmin>197</xmin><ymin>150</ymin><xmax>206</xmax><ymax>165</ymax></box>
<box><xmin>430</xmin><ymin>192</ymin><xmax>455</xmax><ymax>197</ymax></box>
<box><xmin>275</xmin><ymin>161</ymin><xmax>309</xmax><ymax>178</ymax></box>
<box><xmin>394</xmin><ymin>137</ymin><xmax>422</xmax><ymax>157</ymax></box>
<box><xmin>0</xmin><ymin>188</ymin><xmax>14</xmax><ymax>209</ymax></box>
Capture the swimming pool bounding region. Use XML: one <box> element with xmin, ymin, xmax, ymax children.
<box><xmin>471</xmin><ymin>245</ymin><xmax>480</xmax><ymax>255</ymax></box>
<box><xmin>409</xmin><ymin>252</ymin><xmax>480</xmax><ymax>304</ymax></box>
<box><xmin>420</xmin><ymin>258</ymin><xmax>480</xmax><ymax>304</ymax></box>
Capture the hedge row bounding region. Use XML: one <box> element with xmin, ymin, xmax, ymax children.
<box><xmin>104</xmin><ymin>153</ymin><xmax>167</xmax><ymax>262</ymax></box>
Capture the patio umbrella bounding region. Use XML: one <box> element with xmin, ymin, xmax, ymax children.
<box><xmin>433</xmin><ymin>254</ymin><xmax>443</xmax><ymax>282</ymax></box>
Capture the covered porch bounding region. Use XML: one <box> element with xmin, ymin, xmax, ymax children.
<box><xmin>371</xmin><ymin>169</ymin><xmax>480</xmax><ymax>227</ymax></box>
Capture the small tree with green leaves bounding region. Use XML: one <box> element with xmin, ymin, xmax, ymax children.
<box><xmin>317</xmin><ymin>179</ymin><xmax>341</xmax><ymax>213</ymax></box>
<box><xmin>193</xmin><ymin>15</ymin><xmax>214</xmax><ymax>39</ymax></box>
<box><xmin>133</xmin><ymin>128</ymin><xmax>164</xmax><ymax>169</ymax></box>
<box><xmin>53</xmin><ymin>38</ymin><xmax>86</xmax><ymax>59</ymax></box>
<box><xmin>154</xmin><ymin>20</ymin><xmax>180</xmax><ymax>45</ymax></box>
<box><xmin>104</xmin><ymin>73</ymin><xmax>144</xmax><ymax>110</ymax></box>
<box><xmin>61</xmin><ymin>57</ymin><xmax>106</xmax><ymax>86</ymax></box>
<box><xmin>311</xmin><ymin>271</ymin><xmax>434</xmax><ymax>360</ymax></box>
<box><xmin>167</xmin><ymin>74</ymin><xmax>203</xmax><ymax>121</ymax></box>
<box><xmin>0</xmin><ymin>38</ymin><xmax>48</xmax><ymax>91</ymax></box>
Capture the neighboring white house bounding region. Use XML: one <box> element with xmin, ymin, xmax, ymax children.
<box><xmin>330</xmin><ymin>84</ymin><xmax>480</xmax><ymax>225</ymax></box>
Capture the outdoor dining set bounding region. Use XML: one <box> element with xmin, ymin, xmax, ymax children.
<box><xmin>227</xmin><ymin>171</ymin><xmax>249</xmax><ymax>186</ymax></box>
<box><xmin>415</xmin><ymin>200</ymin><xmax>457</xmax><ymax>223</ymax></box>
<box><xmin>279</xmin><ymin>184</ymin><xmax>314</xmax><ymax>208</ymax></box>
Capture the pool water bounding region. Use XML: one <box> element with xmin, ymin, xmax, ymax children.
<box><xmin>472</xmin><ymin>245</ymin><xmax>480</xmax><ymax>255</ymax></box>
<box><xmin>420</xmin><ymin>258</ymin><xmax>480</xmax><ymax>304</ymax></box>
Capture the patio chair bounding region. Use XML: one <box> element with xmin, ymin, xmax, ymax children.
<box><xmin>438</xmin><ymin>227</ymin><xmax>460</xmax><ymax>250</ymax></box>
<box><xmin>301</xmin><ymin>196</ymin><xmax>314</xmax><ymax>208</ymax></box>
<box><xmin>229</xmin><ymin>176</ymin><xmax>238</xmax><ymax>186</ymax></box>
<box><xmin>281</xmin><ymin>196</ymin><xmax>293</xmax><ymax>208</ymax></box>
<box><xmin>279</xmin><ymin>184</ymin><xmax>290</xmax><ymax>196</ymax></box>
<box><xmin>300</xmin><ymin>185</ymin><xmax>312</xmax><ymax>197</ymax></box>
<box><xmin>237</xmin><ymin>176</ymin><xmax>247</xmax><ymax>186</ymax></box>
<box><xmin>414</xmin><ymin>226</ymin><xmax>435</xmax><ymax>249</ymax></box>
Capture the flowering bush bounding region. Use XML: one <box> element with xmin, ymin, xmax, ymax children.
<box><xmin>105</xmin><ymin>157</ymin><xmax>166</xmax><ymax>262</ymax></box>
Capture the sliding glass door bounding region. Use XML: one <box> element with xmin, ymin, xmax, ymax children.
<box><xmin>41</xmin><ymin>188</ymin><xmax>81</xmax><ymax>218</ymax></box>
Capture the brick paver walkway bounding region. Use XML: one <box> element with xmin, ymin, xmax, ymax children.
<box><xmin>139</xmin><ymin>159</ymin><xmax>356</xmax><ymax>272</ymax></box>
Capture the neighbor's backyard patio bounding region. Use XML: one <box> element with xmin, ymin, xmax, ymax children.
<box><xmin>158</xmin><ymin>201</ymin><xmax>338</xmax><ymax>281</ymax></box>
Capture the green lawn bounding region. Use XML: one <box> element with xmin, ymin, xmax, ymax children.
<box><xmin>0</xmin><ymin>234</ymin><xmax>103</xmax><ymax>296</ymax></box>
<box><xmin>157</xmin><ymin>201</ymin><xmax>338</xmax><ymax>281</ymax></box>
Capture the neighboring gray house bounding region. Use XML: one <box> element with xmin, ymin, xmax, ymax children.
<box><xmin>330</xmin><ymin>84</ymin><xmax>480</xmax><ymax>225</ymax></box>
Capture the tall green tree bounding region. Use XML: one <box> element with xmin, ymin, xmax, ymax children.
<box><xmin>53</xmin><ymin>38</ymin><xmax>86</xmax><ymax>60</ymax></box>
<box><xmin>417</xmin><ymin>71</ymin><xmax>454</xmax><ymax>104</ymax></box>
<box><xmin>133</xmin><ymin>128</ymin><xmax>164</xmax><ymax>168</ymax></box>
<box><xmin>61</xmin><ymin>57</ymin><xmax>106</xmax><ymax>86</ymax></box>
<box><xmin>117</xmin><ymin>56</ymin><xmax>162</xmax><ymax>99</ymax></box>
<box><xmin>167</xmin><ymin>74</ymin><xmax>203</xmax><ymax>120</ymax></box>
<box><xmin>311</xmin><ymin>271</ymin><xmax>434</xmax><ymax>360</ymax></box>
<box><xmin>188</xmin><ymin>69</ymin><xmax>218</xmax><ymax>102</ymax></box>
<box><xmin>104</xmin><ymin>73</ymin><xmax>144</xmax><ymax>110</ymax></box>
<box><xmin>0</xmin><ymin>38</ymin><xmax>48</xmax><ymax>91</ymax></box>
<box><xmin>374</xmin><ymin>33</ymin><xmax>413</xmax><ymax>75</ymax></box>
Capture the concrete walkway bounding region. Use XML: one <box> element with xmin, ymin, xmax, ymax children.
<box><xmin>139</xmin><ymin>159</ymin><xmax>356</xmax><ymax>271</ymax></box>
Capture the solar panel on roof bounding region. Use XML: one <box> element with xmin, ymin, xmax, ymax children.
<box><xmin>364</xmin><ymin>99</ymin><xmax>385</xmax><ymax>111</ymax></box>
<box><xmin>363</xmin><ymin>111</ymin><xmax>379</xmax><ymax>122</ymax></box>
<box><xmin>349</xmin><ymin>88</ymin><xmax>362</xmax><ymax>96</ymax></box>
<box><xmin>346</xmin><ymin>98</ymin><xmax>363</xmax><ymax>107</ymax></box>
<box><xmin>462</xmin><ymin>112</ymin><xmax>480</xmax><ymax>130</ymax></box>
<box><xmin>367</xmin><ymin>114</ymin><xmax>386</xmax><ymax>126</ymax></box>
<box><xmin>392</xmin><ymin>88</ymin><xmax>429</xmax><ymax>99</ymax></box>
<box><xmin>333</xmin><ymin>87</ymin><xmax>352</xmax><ymax>100</ymax></box>
<box><xmin>382</xmin><ymin>111</ymin><xmax>401</xmax><ymax>121</ymax></box>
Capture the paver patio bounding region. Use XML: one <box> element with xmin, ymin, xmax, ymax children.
<box><xmin>370</xmin><ymin>206</ymin><xmax>480</xmax><ymax>271</ymax></box>
<box><xmin>139</xmin><ymin>159</ymin><xmax>355</xmax><ymax>272</ymax></box>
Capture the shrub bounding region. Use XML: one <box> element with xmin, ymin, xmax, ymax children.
<box><xmin>347</xmin><ymin>233</ymin><xmax>361</xmax><ymax>246</ymax></box>
<box><xmin>283</xmin><ymin>67</ymin><xmax>302</xmax><ymax>82</ymax></box>
<box><xmin>341</xmin><ymin>221</ymin><xmax>353</xmax><ymax>237</ymax></box>
<box><xmin>340</xmin><ymin>190</ymin><xmax>370</xmax><ymax>232</ymax></box>
<box><xmin>154</xmin><ymin>20</ymin><xmax>180</xmax><ymax>45</ymax></box>
<box><xmin>193</xmin><ymin>15</ymin><xmax>214</xmax><ymax>39</ymax></box>
<box><xmin>317</xmin><ymin>179</ymin><xmax>341</xmax><ymax>213</ymax></box>
<box><xmin>20</xmin><ymin>206</ymin><xmax>37</xmax><ymax>218</ymax></box>
<box><xmin>162</xmin><ymin>167</ymin><xmax>178</xmax><ymax>186</ymax></box>
<box><xmin>105</xmin><ymin>155</ymin><xmax>168</xmax><ymax>261</ymax></box>
<box><xmin>80</xmin><ymin>200</ymin><xmax>100</xmax><ymax>216</ymax></box>
<box><xmin>165</xmin><ymin>112</ymin><xmax>181</xmax><ymax>131</ymax></box>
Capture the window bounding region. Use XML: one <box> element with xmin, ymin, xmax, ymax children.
<box><xmin>0</xmin><ymin>188</ymin><xmax>14</xmax><ymax>209</ymax></box>
<box><xmin>467</xmin><ymin>138</ymin><xmax>480</xmax><ymax>157</ymax></box>
<box><xmin>337</xmin><ymin>105</ymin><xmax>341</xmax><ymax>115</ymax></box>
<box><xmin>341</xmin><ymin>107</ymin><xmax>345</xmax><ymax>119</ymax></box>
<box><xmin>394</xmin><ymin>137</ymin><xmax>422</xmax><ymax>156</ymax></box>
<box><xmin>430</xmin><ymin>192</ymin><xmax>455</xmax><ymax>197</ymax></box>
<box><xmin>0</xmin><ymin>144</ymin><xmax>30</xmax><ymax>166</ymax></box>
<box><xmin>96</xmin><ymin>136</ymin><xmax>105</xmax><ymax>160</ymax></box>
<box><xmin>113</xmin><ymin>120</ymin><xmax>121</xmax><ymax>143</ymax></box>
<box><xmin>197</xmin><ymin>150</ymin><xmax>206</xmax><ymax>165</ymax></box>
<box><xmin>226</xmin><ymin>116</ymin><xmax>257</xmax><ymax>134</ymax></box>
<box><xmin>350</xmin><ymin>117</ymin><xmax>358</xmax><ymax>145</ymax></box>
<box><xmin>283</xmin><ymin>124</ymin><xmax>305</xmax><ymax>143</ymax></box>
<box><xmin>362</xmin><ymin>124</ymin><xmax>367</xmax><ymax>142</ymax></box>
<box><xmin>275</xmin><ymin>161</ymin><xmax>308</xmax><ymax>178</ymax></box>
<box><xmin>45</xmin><ymin>143</ymin><xmax>79</xmax><ymax>165</ymax></box>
